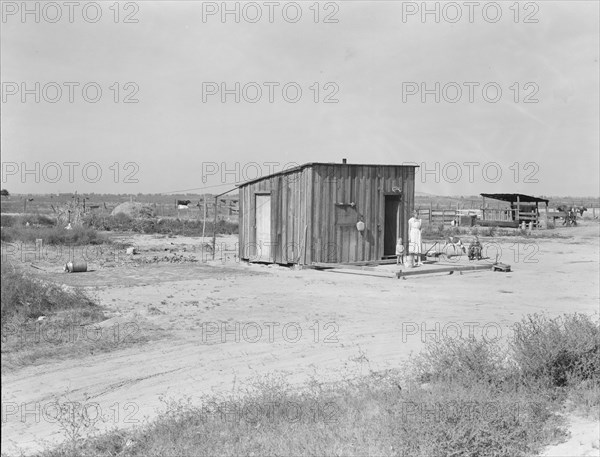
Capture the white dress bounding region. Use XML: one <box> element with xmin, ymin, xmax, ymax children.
<box><xmin>408</xmin><ymin>217</ymin><xmax>422</xmax><ymax>254</ymax></box>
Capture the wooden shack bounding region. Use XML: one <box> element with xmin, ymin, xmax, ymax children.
<box><xmin>238</xmin><ymin>162</ymin><xmax>418</xmax><ymax>265</ymax></box>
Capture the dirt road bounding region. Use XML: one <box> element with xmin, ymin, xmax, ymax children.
<box><xmin>2</xmin><ymin>224</ymin><xmax>599</xmax><ymax>455</ymax></box>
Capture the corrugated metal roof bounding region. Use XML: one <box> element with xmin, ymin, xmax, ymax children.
<box><xmin>237</xmin><ymin>162</ymin><xmax>419</xmax><ymax>188</ymax></box>
<box><xmin>480</xmin><ymin>193</ymin><xmax>549</xmax><ymax>204</ymax></box>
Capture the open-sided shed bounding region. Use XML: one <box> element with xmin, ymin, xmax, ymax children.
<box><xmin>480</xmin><ymin>193</ymin><xmax>549</xmax><ymax>227</ymax></box>
<box><xmin>238</xmin><ymin>162</ymin><xmax>418</xmax><ymax>265</ymax></box>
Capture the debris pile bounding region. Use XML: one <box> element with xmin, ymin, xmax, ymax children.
<box><xmin>135</xmin><ymin>254</ymin><xmax>199</xmax><ymax>264</ymax></box>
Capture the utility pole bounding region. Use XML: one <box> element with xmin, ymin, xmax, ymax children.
<box><xmin>202</xmin><ymin>195</ymin><xmax>206</xmax><ymax>240</ymax></box>
<box><xmin>212</xmin><ymin>195</ymin><xmax>218</xmax><ymax>260</ymax></box>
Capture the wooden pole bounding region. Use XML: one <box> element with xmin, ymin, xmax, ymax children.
<box><xmin>482</xmin><ymin>196</ymin><xmax>486</xmax><ymax>221</ymax></box>
<box><xmin>202</xmin><ymin>196</ymin><xmax>207</xmax><ymax>240</ymax></box>
<box><xmin>212</xmin><ymin>195</ymin><xmax>218</xmax><ymax>260</ymax></box>
<box><xmin>429</xmin><ymin>201</ymin><xmax>432</xmax><ymax>224</ymax></box>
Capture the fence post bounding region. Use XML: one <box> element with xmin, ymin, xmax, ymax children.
<box><xmin>429</xmin><ymin>201</ymin><xmax>432</xmax><ymax>224</ymax></box>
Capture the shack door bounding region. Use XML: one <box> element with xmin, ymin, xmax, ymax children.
<box><xmin>334</xmin><ymin>205</ymin><xmax>358</xmax><ymax>263</ymax></box>
<box><xmin>255</xmin><ymin>194</ymin><xmax>272</xmax><ymax>262</ymax></box>
<box><xmin>384</xmin><ymin>195</ymin><xmax>401</xmax><ymax>257</ymax></box>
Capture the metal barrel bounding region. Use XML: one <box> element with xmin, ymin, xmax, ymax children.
<box><xmin>65</xmin><ymin>261</ymin><xmax>87</xmax><ymax>273</ymax></box>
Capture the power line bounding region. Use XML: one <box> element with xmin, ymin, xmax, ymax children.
<box><xmin>161</xmin><ymin>182</ymin><xmax>242</xmax><ymax>195</ymax></box>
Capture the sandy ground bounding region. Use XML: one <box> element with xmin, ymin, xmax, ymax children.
<box><xmin>1</xmin><ymin>222</ymin><xmax>599</xmax><ymax>456</ymax></box>
<box><xmin>540</xmin><ymin>414</ymin><xmax>600</xmax><ymax>457</ymax></box>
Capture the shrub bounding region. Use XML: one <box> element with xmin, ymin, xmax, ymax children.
<box><xmin>413</xmin><ymin>336</ymin><xmax>511</xmax><ymax>387</ymax></box>
<box><xmin>484</xmin><ymin>226</ymin><xmax>497</xmax><ymax>237</ymax></box>
<box><xmin>392</xmin><ymin>379</ymin><xmax>560</xmax><ymax>457</ymax></box>
<box><xmin>421</xmin><ymin>224</ymin><xmax>463</xmax><ymax>240</ymax></box>
<box><xmin>36</xmin><ymin>370</ymin><xmax>564</xmax><ymax>457</ymax></box>
<box><xmin>0</xmin><ymin>213</ymin><xmax>56</xmax><ymax>228</ymax></box>
<box><xmin>85</xmin><ymin>214</ymin><xmax>238</xmax><ymax>236</ymax></box>
<box><xmin>1</xmin><ymin>225</ymin><xmax>108</xmax><ymax>245</ymax></box>
<box><xmin>1</xmin><ymin>263</ymin><xmax>151</xmax><ymax>371</ymax></box>
<box><xmin>511</xmin><ymin>313</ymin><xmax>600</xmax><ymax>387</ymax></box>
<box><xmin>112</xmin><ymin>212</ymin><xmax>133</xmax><ymax>226</ymax></box>
<box><xmin>0</xmin><ymin>262</ymin><xmax>101</xmax><ymax>321</ymax></box>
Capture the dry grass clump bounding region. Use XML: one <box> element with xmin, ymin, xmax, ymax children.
<box><xmin>1</xmin><ymin>225</ymin><xmax>109</xmax><ymax>245</ymax></box>
<box><xmin>1</xmin><ymin>263</ymin><xmax>149</xmax><ymax>371</ymax></box>
<box><xmin>1</xmin><ymin>213</ymin><xmax>56</xmax><ymax>227</ymax></box>
<box><xmin>511</xmin><ymin>313</ymin><xmax>600</xmax><ymax>389</ymax></box>
<box><xmin>1</xmin><ymin>213</ymin><xmax>109</xmax><ymax>245</ymax></box>
<box><xmin>86</xmin><ymin>213</ymin><xmax>238</xmax><ymax>236</ymax></box>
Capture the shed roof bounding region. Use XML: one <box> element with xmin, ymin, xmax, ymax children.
<box><xmin>480</xmin><ymin>193</ymin><xmax>549</xmax><ymax>204</ymax></box>
<box><xmin>238</xmin><ymin>162</ymin><xmax>419</xmax><ymax>188</ymax></box>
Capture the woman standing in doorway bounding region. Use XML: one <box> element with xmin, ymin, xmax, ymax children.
<box><xmin>408</xmin><ymin>210</ymin><xmax>422</xmax><ymax>267</ymax></box>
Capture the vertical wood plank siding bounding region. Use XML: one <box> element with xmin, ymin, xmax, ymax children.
<box><xmin>239</xmin><ymin>164</ymin><xmax>415</xmax><ymax>265</ymax></box>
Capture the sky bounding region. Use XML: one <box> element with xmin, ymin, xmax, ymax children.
<box><xmin>1</xmin><ymin>0</ymin><xmax>599</xmax><ymax>197</ymax></box>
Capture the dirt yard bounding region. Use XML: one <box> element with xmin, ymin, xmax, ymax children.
<box><xmin>2</xmin><ymin>222</ymin><xmax>599</xmax><ymax>456</ymax></box>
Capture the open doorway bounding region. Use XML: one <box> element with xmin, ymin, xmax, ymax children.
<box><xmin>384</xmin><ymin>195</ymin><xmax>402</xmax><ymax>257</ymax></box>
